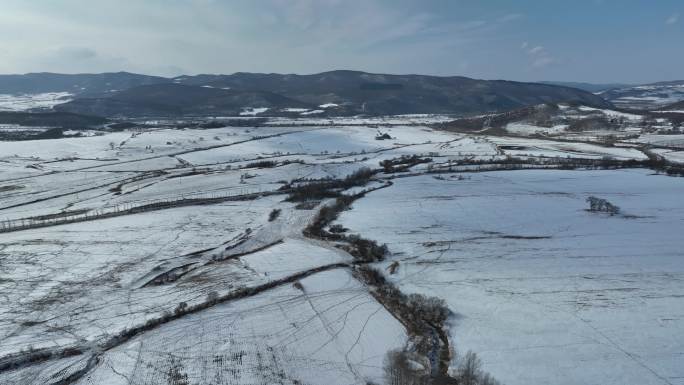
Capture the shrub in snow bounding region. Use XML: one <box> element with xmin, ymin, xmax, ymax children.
<box><xmin>406</xmin><ymin>293</ymin><xmax>449</xmax><ymax>325</ymax></box>
<box><xmin>268</xmin><ymin>208</ymin><xmax>281</xmax><ymax>222</ymax></box>
<box><xmin>245</xmin><ymin>160</ymin><xmax>277</xmax><ymax>168</ymax></box>
<box><xmin>586</xmin><ymin>196</ymin><xmax>620</xmax><ymax>215</ymax></box>
<box><xmin>342</xmin><ymin>234</ymin><xmax>388</xmax><ymax>262</ymax></box>
<box><xmin>292</xmin><ymin>281</ymin><xmax>304</xmax><ymax>292</ymax></box>
<box><xmin>283</xmin><ymin>167</ymin><xmax>375</xmax><ymax>202</ymax></box>
<box><xmin>174</xmin><ymin>301</ymin><xmax>188</xmax><ymax>315</ymax></box>
<box><xmin>380</xmin><ymin>155</ymin><xmax>432</xmax><ymax>173</ymax></box>
<box><xmin>388</xmin><ymin>261</ymin><xmax>400</xmax><ymax>275</ymax></box>
<box><xmin>328</xmin><ymin>224</ymin><xmax>348</xmax><ymax>233</ymax></box>
<box><xmin>206</xmin><ymin>291</ymin><xmax>219</xmax><ymax>304</ymax></box>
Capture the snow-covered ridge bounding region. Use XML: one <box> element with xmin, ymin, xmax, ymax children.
<box><xmin>445</xmin><ymin>102</ymin><xmax>681</xmax><ymax>140</ymax></box>
<box><xmin>600</xmin><ymin>82</ymin><xmax>684</xmax><ymax>110</ymax></box>
<box><xmin>0</xmin><ymin>92</ymin><xmax>72</xmax><ymax>112</ymax></box>
<box><xmin>239</xmin><ymin>107</ymin><xmax>269</xmax><ymax>116</ymax></box>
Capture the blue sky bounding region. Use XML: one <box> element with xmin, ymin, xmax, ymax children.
<box><xmin>0</xmin><ymin>0</ymin><xmax>681</xmax><ymax>83</ymax></box>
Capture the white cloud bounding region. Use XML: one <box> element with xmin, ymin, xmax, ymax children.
<box><xmin>522</xmin><ymin>42</ymin><xmax>555</xmax><ymax>69</ymax></box>
<box><xmin>528</xmin><ymin>45</ymin><xmax>545</xmax><ymax>55</ymax></box>
<box><xmin>666</xmin><ymin>13</ymin><xmax>679</xmax><ymax>25</ymax></box>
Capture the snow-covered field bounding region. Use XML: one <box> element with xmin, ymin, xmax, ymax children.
<box><xmin>630</xmin><ymin>134</ymin><xmax>684</xmax><ymax>148</ymax></box>
<box><xmin>336</xmin><ymin>170</ymin><xmax>684</xmax><ymax>385</ymax></box>
<box><xmin>651</xmin><ymin>148</ymin><xmax>684</xmax><ymax>164</ymax></box>
<box><xmin>264</xmin><ymin>114</ymin><xmax>457</xmax><ymax>125</ymax></box>
<box><xmin>577</xmin><ymin>105</ymin><xmax>644</xmax><ymax>121</ymax></box>
<box><xmin>66</xmin><ymin>269</ymin><xmax>406</xmax><ymax>385</ymax></box>
<box><xmin>600</xmin><ymin>83</ymin><xmax>684</xmax><ymax>110</ymax></box>
<box><xmin>1</xmin><ymin>120</ymin><xmax>682</xmax><ymax>385</ymax></box>
<box><xmin>505</xmin><ymin>122</ymin><xmax>568</xmax><ymax>135</ymax></box>
<box><xmin>473</xmin><ymin>102</ymin><xmax>682</xmax><ymax>143</ymax></box>
<box><xmin>0</xmin><ymin>92</ymin><xmax>72</xmax><ymax>111</ymax></box>
<box><xmin>488</xmin><ymin>136</ymin><xmax>648</xmax><ymax>160</ymax></box>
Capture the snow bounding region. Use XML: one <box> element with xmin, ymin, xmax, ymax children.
<box><xmin>319</xmin><ymin>103</ymin><xmax>339</xmax><ymax>108</ymax></box>
<box><xmin>279</xmin><ymin>108</ymin><xmax>326</xmax><ymax>115</ymax></box>
<box><xmin>1</xmin><ymin>118</ymin><xmax>682</xmax><ymax>385</ymax></box>
<box><xmin>336</xmin><ymin>170</ymin><xmax>684</xmax><ymax>385</ymax></box>
<box><xmin>629</xmin><ymin>134</ymin><xmax>684</xmax><ymax>147</ymax></box>
<box><xmin>62</xmin><ymin>130</ymin><xmax>99</xmax><ymax>137</ymax></box>
<box><xmin>0</xmin><ymin>131</ymin><xmax>132</xmax><ymax>160</ymax></box>
<box><xmin>488</xmin><ymin>136</ymin><xmax>649</xmax><ymax>160</ymax></box>
<box><xmin>300</xmin><ymin>109</ymin><xmax>324</xmax><ymax>115</ymax></box>
<box><xmin>261</xmin><ymin>114</ymin><xmax>457</xmax><ymax>126</ymax></box>
<box><xmin>239</xmin><ymin>107</ymin><xmax>269</xmax><ymax>116</ymax></box>
<box><xmin>505</xmin><ymin>122</ymin><xmax>568</xmax><ymax>135</ymax></box>
<box><xmin>64</xmin><ymin>269</ymin><xmax>406</xmax><ymax>385</ymax></box>
<box><xmin>605</xmin><ymin>83</ymin><xmax>684</xmax><ymax>109</ymax></box>
<box><xmin>0</xmin><ymin>202</ymin><xmax>271</xmax><ymax>354</ymax></box>
<box><xmin>0</xmin><ymin>122</ymin><xmax>421</xmax><ymax>385</ymax></box>
<box><xmin>0</xmin><ymin>92</ymin><xmax>72</xmax><ymax>111</ymax></box>
<box><xmin>281</xmin><ymin>107</ymin><xmax>310</xmax><ymax>113</ymax></box>
<box><xmin>0</xmin><ymin>126</ymin><xmax>46</xmax><ymax>132</ymax></box>
<box><xmin>651</xmin><ymin>148</ymin><xmax>684</xmax><ymax>164</ymax></box>
<box><xmin>577</xmin><ymin>106</ymin><xmax>644</xmax><ymax>121</ymax></box>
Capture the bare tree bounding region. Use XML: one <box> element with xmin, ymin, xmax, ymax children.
<box><xmin>384</xmin><ymin>350</ymin><xmax>428</xmax><ymax>385</ymax></box>
<box><xmin>457</xmin><ymin>351</ymin><xmax>482</xmax><ymax>385</ymax></box>
<box><xmin>448</xmin><ymin>350</ymin><xmax>502</xmax><ymax>385</ymax></box>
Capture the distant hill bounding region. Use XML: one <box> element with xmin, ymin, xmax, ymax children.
<box><xmin>599</xmin><ymin>80</ymin><xmax>684</xmax><ymax>110</ymax></box>
<box><xmin>0</xmin><ymin>111</ymin><xmax>107</xmax><ymax>127</ymax></box>
<box><xmin>656</xmin><ymin>99</ymin><xmax>684</xmax><ymax>111</ymax></box>
<box><xmin>172</xmin><ymin>71</ymin><xmax>612</xmax><ymax>115</ymax></box>
<box><xmin>4</xmin><ymin>70</ymin><xmax>612</xmax><ymax>117</ymax></box>
<box><xmin>438</xmin><ymin>101</ymin><xmax>655</xmax><ymax>136</ymax></box>
<box><xmin>0</xmin><ymin>72</ymin><xmax>169</xmax><ymax>96</ymax></box>
<box><xmin>55</xmin><ymin>83</ymin><xmax>311</xmax><ymax>117</ymax></box>
<box><xmin>540</xmin><ymin>81</ymin><xmax>631</xmax><ymax>93</ymax></box>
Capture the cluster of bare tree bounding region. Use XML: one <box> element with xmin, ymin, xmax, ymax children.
<box><xmin>383</xmin><ymin>349</ymin><xmax>501</xmax><ymax>385</ymax></box>
<box><xmin>380</xmin><ymin>155</ymin><xmax>433</xmax><ymax>173</ymax></box>
<box><xmin>283</xmin><ymin>167</ymin><xmax>375</xmax><ymax>202</ymax></box>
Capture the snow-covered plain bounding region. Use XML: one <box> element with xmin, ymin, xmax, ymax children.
<box><xmin>336</xmin><ymin>170</ymin><xmax>684</xmax><ymax>385</ymax></box>
<box><xmin>651</xmin><ymin>148</ymin><xmax>684</xmax><ymax>164</ymax></box>
<box><xmin>629</xmin><ymin>134</ymin><xmax>684</xmax><ymax>148</ymax></box>
<box><xmin>488</xmin><ymin>136</ymin><xmax>648</xmax><ymax>160</ymax></box>
<box><xmin>65</xmin><ymin>269</ymin><xmax>406</xmax><ymax>385</ymax></box>
<box><xmin>1</xmin><ymin>120</ymin><xmax>683</xmax><ymax>385</ymax></box>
